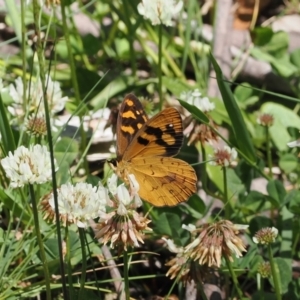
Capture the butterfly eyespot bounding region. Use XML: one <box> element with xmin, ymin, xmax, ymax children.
<box><xmin>113</xmin><ymin>94</ymin><xmax>197</xmax><ymax>207</ymax></box>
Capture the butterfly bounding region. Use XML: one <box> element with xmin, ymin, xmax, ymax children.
<box><xmin>109</xmin><ymin>94</ymin><xmax>197</xmax><ymax>207</ymax></box>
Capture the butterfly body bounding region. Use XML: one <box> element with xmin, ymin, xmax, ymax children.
<box><xmin>113</xmin><ymin>94</ymin><xmax>197</xmax><ymax>206</ymax></box>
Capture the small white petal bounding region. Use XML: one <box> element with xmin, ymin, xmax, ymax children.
<box><xmin>162</xmin><ymin>237</ymin><xmax>182</xmax><ymax>253</ymax></box>
<box><xmin>117</xmin><ymin>184</ymin><xmax>131</xmax><ymax>206</ymax></box>
<box><xmin>287</xmin><ymin>140</ymin><xmax>300</xmax><ymax>148</ymax></box>
<box><xmin>182</xmin><ymin>223</ymin><xmax>196</xmax><ymax>232</ymax></box>
<box><xmin>271</xmin><ymin>227</ymin><xmax>278</xmax><ymax>237</ymax></box>
<box><xmin>108</xmin><ymin>173</ymin><xmax>118</xmax><ymax>195</ymax></box>
<box><xmin>184</xmin><ymin>238</ymin><xmax>200</xmax><ymax>252</ymax></box>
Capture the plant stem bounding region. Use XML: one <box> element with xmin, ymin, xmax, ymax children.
<box><xmin>78</xmin><ymin>227</ymin><xmax>87</xmax><ymax>298</ymax></box>
<box><xmin>226</xmin><ymin>257</ymin><xmax>243</xmax><ymax>299</ymax></box>
<box><xmin>29</xmin><ymin>184</ymin><xmax>51</xmax><ymax>300</ymax></box>
<box><xmin>65</xmin><ymin>225</ymin><xmax>73</xmax><ymax>299</ymax></box>
<box><xmin>60</xmin><ymin>0</ymin><xmax>88</xmax><ymax>172</ymax></box>
<box><xmin>222</xmin><ymin>167</ymin><xmax>230</xmax><ymax>219</ymax></box>
<box><xmin>123</xmin><ymin>0</ymin><xmax>136</xmax><ymax>77</ymax></box>
<box><xmin>158</xmin><ymin>24</ymin><xmax>163</xmax><ymax>111</ymax></box>
<box><xmin>266</xmin><ymin>127</ymin><xmax>273</xmax><ymax>178</ymax></box>
<box><xmin>32</xmin><ymin>2</ymin><xmax>67</xmax><ymax>298</ymax></box>
<box><xmin>123</xmin><ymin>250</ymin><xmax>130</xmax><ymax>300</ymax></box>
<box><xmin>268</xmin><ymin>245</ymin><xmax>282</xmax><ymax>300</ymax></box>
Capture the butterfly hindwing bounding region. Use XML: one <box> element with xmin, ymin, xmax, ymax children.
<box><xmin>129</xmin><ymin>157</ymin><xmax>197</xmax><ymax>206</ymax></box>
<box><xmin>116</xmin><ymin>94</ymin><xmax>148</xmax><ymax>157</ymax></box>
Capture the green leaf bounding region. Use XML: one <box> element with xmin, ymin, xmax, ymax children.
<box><xmin>54</xmin><ymin>137</ymin><xmax>79</xmax><ymax>166</ymax></box>
<box><xmin>0</xmin><ymin>95</ymin><xmax>16</xmax><ymax>154</ymax></box>
<box><xmin>279</xmin><ymin>153</ymin><xmax>298</xmax><ymax>173</ymax></box>
<box><xmin>261</xmin><ymin>102</ymin><xmax>300</xmax><ymax>151</ymax></box>
<box><xmin>162</xmin><ymin>77</ymin><xmax>192</xmax><ymax>97</ymax></box>
<box><xmin>234</xmin><ymin>82</ymin><xmax>259</xmax><ymax>109</ymax></box>
<box><xmin>290</xmin><ymin>48</ymin><xmax>300</xmax><ymax>68</ymax></box>
<box><xmin>241</xmin><ymin>191</ymin><xmax>271</xmax><ymax>215</ymax></box>
<box><xmin>267</xmin><ymin>180</ymin><xmax>286</xmax><ymax>206</ymax></box>
<box><xmin>269</xmin><ymin>257</ymin><xmax>292</xmax><ymax>294</ymax></box>
<box><xmin>287</xmin><ymin>190</ymin><xmax>300</xmax><ymax>214</ymax></box>
<box><xmin>252</xmin><ymin>28</ymin><xmax>288</xmax><ymax>57</ymax></box>
<box><xmin>249</xmin><ymin>216</ymin><xmax>273</xmax><ymax>234</ymax></box>
<box><xmin>177</xmin><ymin>99</ymin><xmax>209</xmax><ymax>124</ymax></box>
<box><xmin>153</xmin><ymin>212</ymin><xmax>181</xmax><ymax>239</ymax></box>
<box><xmin>0</xmin><ymin>188</ymin><xmax>30</xmax><ymax>223</ymax></box>
<box><xmin>210</xmin><ymin>54</ymin><xmax>256</xmax><ymax>164</ymax></box>
<box><xmin>184</xmin><ymin>194</ymin><xmax>206</xmax><ymax>218</ymax></box>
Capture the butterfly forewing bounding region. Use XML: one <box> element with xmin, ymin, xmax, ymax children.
<box><xmin>123</xmin><ymin>107</ymin><xmax>183</xmax><ymax>160</ymax></box>
<box><xmin>116</xmin><ymin>94</ymin><xmax>148</xmax><ymax>157</ymax></box>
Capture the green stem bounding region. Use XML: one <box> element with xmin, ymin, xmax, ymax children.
<box><xmin>32</xmin><ymin>0</ymin><xmax>67</xmax><ymax>297</ymax></box>
<box><xmin>226</xmin><ymin>257</ymin><xmax>243</xmax><ymax>299</ymax></box>
<box><xmin>268</xmin><ymin>245</ymin><xmax>282</xmax><ymax>300</ymax></box>
<box><xmin>146</xmin><ymin>23</ymin><xmax>184</xmax><ymax>79</ymax></box>
<box><xmin>123</xmin><ymin>0</ymin><xmax>136</xmax><ymax>77</ymax></box>
<box><xmin>78</xmin><ymin>227</ymin><xmax>87</xmax><ymax>298</ymax></box>
<box><xmin>123</xmin><ymin>250</ymin><xmax>130</xmax><ymax>300</ymax></box>
<box><xmin>60</xmin><ymin>1</ymin><xmax>88</xmax><ymax>172</ymax></box>
<box><xmin>29</xmin><ymin>184</ymin><xmax>51</xmax><ymax>300</ymax></box>
<box><xmin>158</xmin><ymin>24</ymin><xmax>163</xmax><ymax>111</ymax></box>
<box><xmin>222</xmin><ymin>167</ymin><xmax>230</xmax><ymax>219</ymax></box>
<box><xmin>200</xmin><ymin>144</ymin><xmax>224</xmax><ymax>201</ymax></box>
<box><xmin>65</xmin><ymin>225</ymin><xmax>74</xmax><ymax>299</ymax></box>
<box><xmin>20</xmin><ymin>0</ymin><xmax>27</xmax><ymax>114</ymax></box>
<box><xmin>266</xmin><ymin>127</ymin><xmax>273</xmax><ymax>178</ymax></box>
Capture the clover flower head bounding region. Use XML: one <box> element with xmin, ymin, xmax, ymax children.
<box><xmin>137</xmin><ymin>0</ymin><xmax>183</xmax><ymax>26</ymax></box>
<box><xmin>209</xmin><ymin>145</ymin><xmax>237</xmax><ymax>167</ymax></box>
<box><xmin>9</xmin><ymin>75</ymin><xmax>68</xmax><ymax>117</ymax></box>
<box><xmin>25</xmin><ymin>113</ymin><xmax>47</xmax><ymax>136</ymax></box>
<box><xmin>95</xmin><ymin>174</ymin><xmax>151</xmax><ymax>251</ymax></box>
<box><xmin>257</xmin><ymin>113</ymin><xmax>274</xmax><ymax>127</ymax></box>
<box><xmin>181</xmin><ymin>89</ymin><xmax>215</xmax><ymax>113</ymax></box>
<box><xmin>1</xmin><ymin>144</ymin><xmax>56</xmax><ymax>188</ymax></box>
<box><xmin>41</xmin><ymin>182</ymin><xmax>108</xmax><ymax>228</ymax></box>
<box><xmin>253</xmin><ymin>227</ymin><xmax>278</xmax><ymax>245</ymax></box>
<box><xmin>184</xmin><ymin>220</ymin><xmax>247</xmax><ymax>268</ymax></box>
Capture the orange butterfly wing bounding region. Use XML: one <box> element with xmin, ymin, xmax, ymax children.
<box><xmin>115</xmin><ymin>94</ymin><xmax>197</xmax><ymax>206</ymax></box>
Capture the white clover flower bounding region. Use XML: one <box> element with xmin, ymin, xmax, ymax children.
<box><xmin>253</xmin><ymin>227</ymin><xmax>278</xmax><ymax>245</ymax></box>
<box><xmin>95</xmin><ymin>174</ymin><xmax>151</xmax><ymax>250</ymax></box>
<box><xmin>47</xmin><ymin>182</ymin><xmax>108</xmax><ymax>228</ymax></box>
<box><xmin>1</xmin><ymin>144</ymin><xmax>56</xmax><ymax>188</ymax></box>
<box><xmin>107</xmin><ymin>173</ymin><xmax>142</xmax><ymax>213</ymax></box>
<box><xmin>26</xmin><ymin>0</ymin><xmax>60</xmax><ymax>7</ymax></box>
<box><xmin>209</xmin><ymin>145</ymin><xmax>238</xmax><ymax>167</ymax></box>
<box><xmin>9</xmin><ymin>75</ymin><xmax>68</xmax><ymax>117</ymax></box>
<box><xmin>137</xmin><ymin>0</ymin><xmax>183</xmax><ymax>26</ymax></box>
<box><xmin>181</xmin><ymin>89</ymin><xmax>215</xmax><ymax>113</ymax></box>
